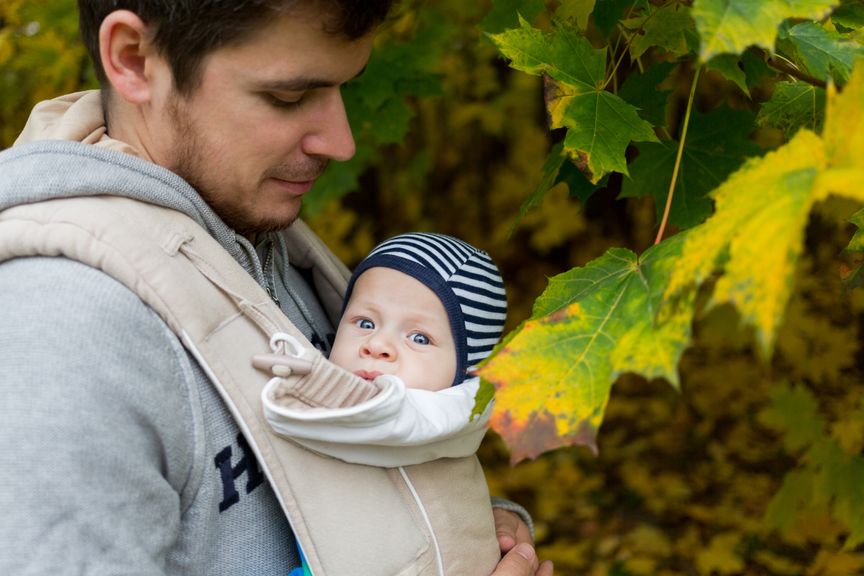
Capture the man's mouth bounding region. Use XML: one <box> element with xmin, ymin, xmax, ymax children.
<box><xmin>268</xmin><ymin>177</ymin><xmax>316</xmax><ymax>195</ymax></box>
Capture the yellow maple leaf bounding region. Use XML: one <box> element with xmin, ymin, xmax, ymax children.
<box><xmin>822</xmin><ymin>62</ymin><xmax>864</xmax><ymax>170</ymax></box>
<box><xmin>665</xmin><ymin>129</ymin><xmax>825</xmax><ymax>357</ymax></box>
<box><xmin>666</xmin><ymin>60</ymin><xmax>864</xmax><ymax>358</ymax></box>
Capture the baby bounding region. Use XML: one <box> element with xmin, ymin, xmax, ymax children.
<box><xmin>264</xmin><ymin>232</ymin><xmax>514</xmax><ymax>576</ymax></box>
<box><xmin>263</xmin><ymin>231</ymin><xmax>507</xmax><ymax>465</ymax></box>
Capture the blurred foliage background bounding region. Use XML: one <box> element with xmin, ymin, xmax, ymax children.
<box><xmin>3</xmin><ymin>0</ymin><xmax>863</xmax><ymax>574</ymax></box>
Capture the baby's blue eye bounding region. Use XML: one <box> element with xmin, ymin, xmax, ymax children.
<box><xmin>356</xmin><ymin>318</ymin><xmax>375</xmax><ymax>330</ymax></box>
<box><xmin>410</xmin><ymin>333</ymin><xmax>430</xmax><ymax>345</ymax></box>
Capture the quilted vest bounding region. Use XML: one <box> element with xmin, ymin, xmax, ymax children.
<box><xmin>0</xmin><ymin>195</ymin><xmax>500</xmax><ymax>576</ymax></box>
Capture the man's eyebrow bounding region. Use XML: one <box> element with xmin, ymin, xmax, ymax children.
<box><xmin>256</xmin><ymin>67</ymin><xmax>367</xmax><ymax>92</ymax></box>
<box><xmin>256</xmin><ymin>77</ymin><xmax>335</xmax><ymax>91</ymax></box>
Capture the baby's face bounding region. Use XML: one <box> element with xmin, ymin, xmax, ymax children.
<box><xmin>330</xmin><ymin>267</ymin><xmax>457</xmax><ymax>391</ymax></box>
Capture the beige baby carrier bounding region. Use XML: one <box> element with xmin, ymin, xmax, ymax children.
<box><xmin>0</xmin><ymin>195</ymin><xmax>500</xmax><ymax>576</ymax></box>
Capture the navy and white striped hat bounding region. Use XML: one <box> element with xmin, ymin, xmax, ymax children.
<box><xmin>343</xmin><ymin>232</ymin><xmax>507</xmax><ymax>386</ymax></box>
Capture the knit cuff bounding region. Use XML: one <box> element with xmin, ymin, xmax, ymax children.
<box><xmin>268</xmin><ymin>354</ymin><xmax>383</xmax><ymax>409</ymax></box>
<box><xmin>490</xmin><ymin>496</ymin><xmax>535</xmax><ymax>542</ymax></box>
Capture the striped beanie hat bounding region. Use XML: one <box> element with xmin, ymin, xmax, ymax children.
<box><xmin>343</xmin><ymin>232</ymin><xmax>507</xmax><ymax>386</ymax></box>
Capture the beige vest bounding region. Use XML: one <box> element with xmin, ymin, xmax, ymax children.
<box><xmin>0</xmin><ymin>195</ymin><xmax>500</xmax><ymax>576</ymax></box>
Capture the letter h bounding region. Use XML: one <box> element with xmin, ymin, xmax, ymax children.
<box><xmin>214</xmin><ymin>433</ymin><xmax>265</xmax><ymax>512</ymax></box>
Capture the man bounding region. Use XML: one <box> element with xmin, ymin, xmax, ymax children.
<box><xmin>0</xmin><ymin>1</ymin><xmax>553</xmax><ymax>575</ymax></box>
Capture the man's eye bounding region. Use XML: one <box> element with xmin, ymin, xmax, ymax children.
<box><xmin>268</xmin><ymin>94</ymin><xmax>303</xmax><ymax>108</ymax></box>
<box><xmin>356</xmin><ymin>319</ymin><xmax>375</xmax><ymax>330</ymax></box>
<box><xmin>410</xmin><ymin>332</ymin><xmax>430</xmax><ymax>345</ymax></box>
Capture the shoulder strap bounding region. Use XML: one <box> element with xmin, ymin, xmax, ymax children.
<box><xmin>0</xmin><ymin>196</ymin><xmax>500</xmax><ymax>576</ymax></box>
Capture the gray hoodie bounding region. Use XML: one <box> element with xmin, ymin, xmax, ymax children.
<box><xmin>0</xmin><ymin>91</ymin><xmax>331</xmax><ymax>575</ymax></box>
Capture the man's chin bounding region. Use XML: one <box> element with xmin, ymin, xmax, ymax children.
<box><xmin>234</xmin><ymin>213</ymin><xmax>301</xmax><ymax>238</ymax></box>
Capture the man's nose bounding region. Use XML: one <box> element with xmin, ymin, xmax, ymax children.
<box><xmin>301</xmin><ymin>87</ymin><xmax>356</xmax><ymax>161</ymax></box>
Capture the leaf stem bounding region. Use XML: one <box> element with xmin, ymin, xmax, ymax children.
<box><xmin>766</xmin><ymin>53</ymin><xmax>827</xmax><ymax>89</ymax></box>
<box><xmin>603</xmin><ymin>0</ymin><xmax>644</xmax><ymax>91</ymax></box>
<box><xmin>654</xmin><ymin>64</ymin><xmax>701</xmax><ymax>245</ymax></box>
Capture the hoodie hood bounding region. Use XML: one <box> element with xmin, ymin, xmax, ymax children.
<box><xmin>1</xmin><ymin>90</ymin><xmax>263</xmax><ymax>281</ymax></box>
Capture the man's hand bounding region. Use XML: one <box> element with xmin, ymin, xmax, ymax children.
<box><xmin>493</xmin><ymin>508</ymin><xmax>534</xmax><ymax>554</ymax></box>
<box><xmin>491</xmin><ymin>543</ymin><xmax>554</xmax><ymax>576</ymax></box>
<box><xmin>492</xmin><ymin>509</ymin><xmax>553</xmax><ymax>575</ymax></box>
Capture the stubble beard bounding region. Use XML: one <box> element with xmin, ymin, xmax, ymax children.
<box><xmin>166</xmin><ymin>96</ymin><xmax>327</xmax><ymax>237</ymax></box>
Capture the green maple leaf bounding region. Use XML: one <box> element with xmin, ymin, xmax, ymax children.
<box><xmin>478</xmin><ymin>234</ymin><xmax>694</xmax><ymax>463</ymax></box>
<box><xmin>706</xmin><ymin>53</ymin><xmax>751</xmax><ymax>96</ymax></box>
<box><xmin>778</xmin><ymin>21</ymin><xmax>864</xmax><ymax>84</ymax></box>
<box><xmin>621</xmin><ymin>4</ymin><xmax>694</xmax><ymax>60</ymax></box>
<box><xmin>620</xmin><ymin>107</ymin><xmax>761</xmax><ymax>229</ymax></box>
<box><xmin>594</xmin><ymin>0</ymin><xmax>640</xmax><ymax>38</ymax></box>
<box><xmin>832</xmin><ymin>1</ymin><xmax>864</xmax><ymax>31</ymax></box>
<box><xmin>618</xmin><ymin>61</ymin><xmax>675</xmax><ymax>127</ymax></box>
<box><xmin>849</xmin><ymin>208</ymin><xmax>864</xmax><ymax>252</ymax></box>
<box><xmin>756</xmin><ymin>81</ymin><xmax>826</xmax><ymax>135</ymax></box>
<box><xmin>843</xmin><ymin>208</ymin><xmax>864</xmax><ymax>288</ymax></box>
<box><xmin>488</xmin><ymin>18</ymin><xmax>658</xmax><ymax>183</ymax></box>
<box><xmin>554</xmin><ymin>0</ymin><xmax>597</xmax><ymax>30</ymax></box>
<box><xmin>664</xmin><ymin>62</ymin><xmax>864</xmax><ymax>357</ymax></box>
<box><xmin>692</xmin><ymin>0</ymin><xmax>838</xmax><ymax>61</ymax></box>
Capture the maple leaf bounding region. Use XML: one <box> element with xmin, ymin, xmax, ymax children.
<box><xmin>847</xmin><ymin>208</ymin><xmax>864</xmax><ymax>253</ymax></box>
<box><xmin>777</xmin><ymin>21</ymin><xmax>864</xmax><ymax>85</ymax></box>
<box><xmin>487</xmin><ymin>17</ymin><xmax>658</xmax><ymax>183</ymax></box>
<box><xmin>832</xmin><ymin>2</ymin><xmax>864</xmax><ymax>31</ymax></box>
<box><xmin>692</xmin><ymin>0</ymin><xmax>838</xmax><ymax>61</ymax></box>
<box><xmin>818</xmin><ymin>59</ymin><xmax>864</xmax><ymax>197</ymax></box>
<box><xmin>664</xmin><ymin>61</ymin><xmax>864</xmax><ymax>357</ymax></box>
<box><xmin>756</xmin><ymin>81</ymin><xmax>826</xmax><ymax>134</ymax></box>
<box><xmin>478</xmin><ymin>234</ymin><xmax>694</xmax><ymax>464</ymax></box>
<box><xmin>621</xmin><ymin>106</ymin><xmax>762</xmax><ymax>229</ymax></box>
<box><xmin>554</xmin><ymin>0</ymin><xmax>597</xmax><ymax>31</ymax></box>
<box><xmin>664</xmin><ymin>128</ymin><xmax>826</xmax><ymax>357</ymax></box>
<box><xmin>593</xmin><ymin>0</ymin><xmax>636</xmax><ymax>38</ymax></box>
<box><xmin>844</xmin><ymin>207</ymin><xmax>864</xmax><ymax>288</ymax></box>
<box><xmin>618</xmin><ymin>61</ymin><xmax>675</xmax><ymax>127</ymax></box>
<box><xmin>621</xmin><ymin>4</ymin><xmax>694</xmax><ymax>60</ymax></box>
<box><xmin>706</xmin><ymin>54</ymin><xmax>751</xmax><ymax>96</ymax></box>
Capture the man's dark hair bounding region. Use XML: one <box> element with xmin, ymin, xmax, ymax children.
<box><xmin>78</xmin><ymin>0</ymin><xmax>394</xmax><ymax>96</ymax></box>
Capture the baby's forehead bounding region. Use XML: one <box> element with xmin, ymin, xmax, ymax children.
<box><xmin>352</xmin><ymin>266</ymin><xmax>440</xmax><ymax>302</ymax></box>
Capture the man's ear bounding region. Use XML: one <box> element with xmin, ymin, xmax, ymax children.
<box><xmin>98</xmin><ymin>10</ymin><xmax>158</xmax><ymax>104</ymax></box>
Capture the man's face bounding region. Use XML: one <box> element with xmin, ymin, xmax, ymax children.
<box><xmin>330</xmin><ymin>267</ymin><xmax>458</xmax><ymax>391</ymax></box>
<box><xmin>157</xmin><ymin>9</ymin><xmax>374</xmax><ymax>236</ymax></box>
